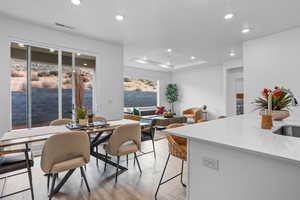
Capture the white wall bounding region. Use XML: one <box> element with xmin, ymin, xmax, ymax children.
<box><xmin>244</xmin><ymin>27</ymin><xmax>300</xmax><ymax>113</ymax></box>
<box><xmin>124</xmin><ymin>66</ymin><xmax>172</xmax><ymax>107</ymax></box>
<box><xmin>0</xmin><ymin>15</ymin><xmax>123</xmax><ymax>134</ymax></box>
<box><xmin>172</xmin><ymin>65</ymin><xmax>225</xmax><ymax>119</ymax></box>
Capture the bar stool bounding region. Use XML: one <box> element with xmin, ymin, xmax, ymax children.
<box><xmin>197</xmin><ymin>119</ymin><xmax>209</xmax><ymax>123</ymax></box>
<box><xmin>155</xmin><ymin>123</ymin><xmax>187</xmax><ymax>200</ymax></box>
<box><xmin>217</xmin><ymin>115</ymin><xmax>226</xmax><ymax>119</ymax></box>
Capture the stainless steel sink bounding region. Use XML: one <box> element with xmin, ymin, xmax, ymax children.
<box><xmin>273</xmin><ymin>125</ymin><xmax>300</xmax><ymax>137</ymax></box>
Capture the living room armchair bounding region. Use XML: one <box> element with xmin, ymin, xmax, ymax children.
<box><xmin>182</xmin><ymin>107</ymin><xmax>202</xmax><ymax>123</ymax></box>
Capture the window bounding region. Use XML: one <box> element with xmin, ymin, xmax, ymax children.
<box><xmin>124</xmin><ymin>77</ymin><xmax>158</xmax><ymax>107</ymax></box>
<box><xmin>10</xmin><ymin>42</ymin><xmax>96</xmax><ymax>129</ymax></box>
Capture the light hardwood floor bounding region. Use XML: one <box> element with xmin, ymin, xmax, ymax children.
<box><xmin>1</xmin><ymin>139</ymin><xmax>186</xmax><ymax>200</ymax></box>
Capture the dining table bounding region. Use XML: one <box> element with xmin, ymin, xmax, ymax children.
<box><xmin>0</xmin><ymin>119</ymin><xmax>151</xmax><ymax>171</ymax></box>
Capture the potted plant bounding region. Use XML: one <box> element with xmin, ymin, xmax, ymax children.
<box><xmin>166</xmin><ymin>84</ymin><xmax>178</xmax><ymax>113</ymax></box>
<box><xmin>254</xmin><ymin>86</ymin><xmax>293</xmax><ymax>120</ymax></box>
<box><xmin>133</xmin><ymin>107</ymin><xmax>140</xmax><ymax>116</ymax></box>
<box><xmin>76</xmin><ymin>105</ymin><xmax>87</xmax><ymax>126</ymax></box>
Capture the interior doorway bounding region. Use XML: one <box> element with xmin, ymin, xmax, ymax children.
<box><xmin>225</xmin><ymin>67</ymin><xmax>244</xmax><ymax>116</ymax></box>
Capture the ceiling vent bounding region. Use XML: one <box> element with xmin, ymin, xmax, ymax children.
<box><xmin>55</xmin><ymin>22</ymin><xmax>75</xmax><ymax>30</ymax></box>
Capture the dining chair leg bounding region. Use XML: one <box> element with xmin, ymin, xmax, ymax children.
<box><xmin>49</xmin><ymin>173</ymin><xmax>57</xmax><ymax>200</ymax></box>
<box><xmin>134</xmin><ymin>153</ymin><xmax>142</xmax><ymax>175</ymax></box>
<box><xmin>115</xmin><ymin>156</ymin><xmax>120</xmax><ymax>184</ymax></box>
<box><xmin>27</xmin><ymin>165</ymin><xmax>34</xmax><ymax>200</ymax></box>
<box><xmin>96</xmin><ymin>146</ymin><xmax>99</xmax><ymax>165</ymax></box>
<box><xmin>47</xmin><ymin>174</ymin><xmax>51</xmax><ymax>191</ymax></box>
<box><xmin>25</xmin><ymin>149</ymin><xmax>34</xmax><ymax>200</ymax></box>
<box><xmin>126</xmin><ymin>154</ymin><xmax>129</xmax><ymax>166</ymax></box>
<box><xmin>150</xmin><ymin>132</ymin><xmax>157</xmax><ymax>159</ymax></box>
<box><xmin>104</xmin><ymin>152</ymin><xmax>108</xmax><ymax>171</ymax></box>
<box><xmin>155</xmin><ymin>154</ymin><xmax>170</xmax><ymax>200</ymax></box>
<box><xmin>80</xmin><ymin>167</ymin><xmax>91</xmax><ymax>192</ymax></box>
<box><xmin>180</xmin><ymin>160</ymin><xmax>186</xmax><ymax>187</ymax></box>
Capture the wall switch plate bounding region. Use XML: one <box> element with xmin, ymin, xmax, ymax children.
<box><xmin>202</xmin><ymin>156</ymin><xmax>219</xmax><ymax>171</ymax></box>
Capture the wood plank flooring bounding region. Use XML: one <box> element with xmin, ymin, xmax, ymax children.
<box><xmin>0</xmin><ymin>139</ymin><xmax>186</xmax><ymax>200</ymax></box>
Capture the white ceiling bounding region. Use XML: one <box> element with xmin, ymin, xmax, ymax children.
<box><xmin>1</xmin><ymin>0</ymin><xmax>300</xmax><ymax>71</ymax></box>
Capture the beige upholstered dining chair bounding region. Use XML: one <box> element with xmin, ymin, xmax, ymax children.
<box><xmin>124</xmin><ymin>114</ymin><xmax>157</xmax><ymax>160</ymax></box>
<box><xmin>91</xmin><ymin>116</ymin><xmax>108</xmax><ymax>164</ymax></box>
<box><xmin>93</xmin><ymin>116</ymin><xmax>107</xmax><ymax>122</ymax></box>
<box><xmin>103</xmin><ymin>123</ymin><xmax>142</xmax><ymax>183</ymax></box>
<box><xmin>50</xmin><ymin>118</ymin><xmax>74</xmax><ymax>126</ymax></box>
<box><xmin>41</xmin><ymin>131</ymin><xmax>91</xmax><ymax>199</ymax></box>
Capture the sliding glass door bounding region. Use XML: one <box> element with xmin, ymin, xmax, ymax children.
<box><xmin>11</xmin><ymin>42</ymin><xmax>28</xmax><ymax>129</ymax></box>
<box><xmin>10</xmin><ymin>43</ymin><xmax>96</xmax><ymax>129</ymax></box>
<box><xmin>31</xmin><ymin>46</ymin><xmax>59</xmax><ymax>127</ymax></box>
<box><xmin>62</xmin><ymin>51</ymin><xmax>74</xmax><ymax>119</ymax></box>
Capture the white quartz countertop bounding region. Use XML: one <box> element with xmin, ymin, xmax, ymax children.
<box><xmin>164</xmin><ymin>108</ymin><xmax>300</xmax><ymax>164</ymax></box>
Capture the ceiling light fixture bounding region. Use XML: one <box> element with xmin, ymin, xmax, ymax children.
<box><xmin>18</xmin><ymin>43</ymin><xmax>25</xmax><ymax>48</ymax></box>
<box><xmin>136</xmin><ymin>59</ymin><xmax>148</xmax><ymax>64</ymax></box>
<box><xmin>49</xmin><ymin>48</ymin><xmax>55</xmax><ymax>53</ymax></box>
<box><xmin>241</xmin><ymin>27</ymin><xmax>251</xmax><ymax>34</ymax></box>
<box><xmin>71</xmin><ymin>0</ymin><xmax>81</xmax><ymax>6</ymax></box>
<box><xmin>76</xmin><ymin>53</ymin><xmax>81</xmax><ymax>56</ymax></box>
<box><xmin>224</xmin><ymin>13</ymin><xmax>234</xmax><ymax>20</ymax></box>
<box><xmin>229</xmin><ymin>51</ymin><xmax>236</xmax><ymax>57</ymax></box>
<box><xmin>115</xmin><ymin>15</ymin><xmax>125</xmax><ymax>21</ymax></box>
<box><xmin>159</xmin><ymin>64</ymin><xmax>171</xmax><ymax>69</ymax></box>
<box><xmin>190</xmin><ymin>56</ymin><xmax>196</xmax><ymax>60</ymax></box>
<box><xmin>83</xmin><ymin>63</ymin><xmax>87</xmax><ymax>66</ymax></box>
<box><xmin>167</xmin><ymin>49</ymin><xmax>172</xmax><ymax>53</ymax></box>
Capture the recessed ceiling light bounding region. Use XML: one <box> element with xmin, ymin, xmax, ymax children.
<box><xmin>83</xmin><ymin>63</ymin><xmax>87</xmax><ymax>66</ymax></box>
<box><xmin>71</xmin><ymin>0</ymin><xmax>81</xmax><ymax>6</ymax></box>
<box><xmin>49</xmin><ymin>48</ymin><xmax>55</xmax><ymax>53</ymax></box>
<box><xmin>76</xmin><ymin>53</ymin><xmax>81</xmax><ymax>56</ymax></box>
<box><xmin>224</xmin><ymin>13</ymin><xmax>234</xmax><ymax>20</ymax></box>
<box><xmin>136</xmin><ymin>59</ymin><xmax>148</xmax><ymax>64</ymax></box>
<box><xmin>229</xmin><ymin>51</ymin><xmax>236</xmax><ymax>57</ymax></box>
<box><xmin>241</xmin><ymin>27</ymin><xmax>251</xmax><ymax>34</ymax></box>
<box><xmin>159</xmin><ymin>64</ymin><xmax>171</xmax><ymax>69</ymax></box>
<box><xmin>18</xmin><ymin>43</ymin><xmax>25</xmax><ymax>47</ymax></box>
<box><xmin>190</xmin><ymin>56</ymin><xmax>196</xmax><ymax>60</ymax></box>
<box><xmin>167</xmin><ymin>49</ymin><xmax>172</xmax><ymax>53</ymax></box>
<box><xmin>115</xmin><ymin>15</ymin><xmax>125</xmax><ymax>21</ymax></box>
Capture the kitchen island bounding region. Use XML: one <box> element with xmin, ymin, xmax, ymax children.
<box><xmin>164</xmin><ymin>110</ymin><xmax>300</xmax><ymax>200</ymax></box>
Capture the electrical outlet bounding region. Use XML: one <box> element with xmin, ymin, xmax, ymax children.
<box><xmin>202</xmin><ymin>156</ymin><xmax>219</xmax><ymax>170</ymax></box>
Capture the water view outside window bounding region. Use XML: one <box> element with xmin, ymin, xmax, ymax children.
<box><xmin>31</xmin><ymin>46</ymin><xmax>59</xmax><ymax>127</ymax></box>
<box><xmin>124</xmin><ymin>78</ymin><xmax>157</xmax><ymax>107</ymax></box>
